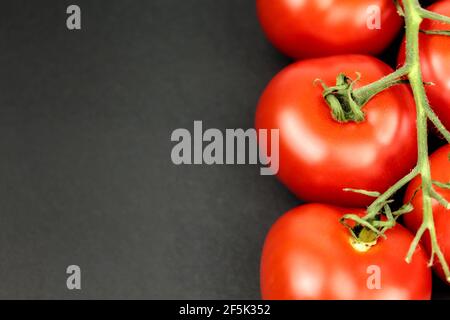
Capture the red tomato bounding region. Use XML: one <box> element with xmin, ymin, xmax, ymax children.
<box><xmin>256</xmin><ymin>0</ymin><xmax>402</xmax><ymax>59</ymax></box>
<box><xmin>260</xmin><ymin>204</ymin><xmax>432</xmax><ymax>300</ymax></box>
<box><xmin>398</xmin><ymin>0</ymin><xmax>450</xmax><ymax>131</ymax></box>
<box><xmin>403</xmin><ymin>144</ymin><xmax>450</xmax><ymax>283</ymax></box>
<box><xmin>255</xmin><ymin>55</ymin><xmax>417</xmax><ymax>207</ymax></box>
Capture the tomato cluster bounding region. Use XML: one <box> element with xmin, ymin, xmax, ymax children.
<box><xmin>255</xmin><ymin>0</ymin><xmax>450</xmax><ymax>300</ymax></box>
<box><xmin>399</xmin><ymin>1</ymin><xmax>450</xmax><ymax>130</ymax></box>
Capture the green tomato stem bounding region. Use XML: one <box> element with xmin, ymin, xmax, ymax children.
<box><xmin>421</xmin><ymin>29</ymin><xmax>450</xmax><ymax>36</ymax></box>
<box><xmin>420</xmin><ymin>8</ymin><xmax>450</xmax><ymax>24</ymax></box>
<box><xmin>400</xmin><ymin>0</ymin><xmax>450</xmax><ymax>281</ymax></box>
<box><xmin>364</xmin><ymin>166</ymin><xmax>419</xmax><ymax>220</ymax></box>
<box><xmin>352</xmin><ymin>65</ymin><xmax>409</xmax><ymax>104</ymax></box>
<box><xmin>425</xmin><ymin>105</ymin><xmax>450</xmax><ymax>143</ymax></box>
<box><xmin>343</xmin><ymin>0</ymin><xmax>450</xmax><ymax>282</ymax></box>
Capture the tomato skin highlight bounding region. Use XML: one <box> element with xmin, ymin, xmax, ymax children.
<box><xmin>260</xmin><ymin>204</ymin><xmax>432</xmax><ymax>300</ymax></box>
<box><xmin>403</xmin><ymin>144</ymin><xmax>450</xmax><ymax>284</ymax></box>
<box><xmin>398</xmin><ymin>0</ymin><xmax>450</xmax><ymax>131</ymax></box>
<box><xmin>255</xmin><ymin>55</ymin><xmax>417</xmax><ymax>207</ymax></box>
<box><xmin>256</xmin><ymin>0</ymin><xmax>402</xmax><ymax>59</ymax></box>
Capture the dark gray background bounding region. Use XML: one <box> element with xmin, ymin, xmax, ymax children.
<box><xmin>0</xmin><ymin>0</ymin><xmax>448</xmax><ymax>299</ymax></box>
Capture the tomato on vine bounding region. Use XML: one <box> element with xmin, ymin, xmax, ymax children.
<box><xmin>403</xmin><ymin>144</ymin><xmax>450</xmax><ymax>284</ymax></box>
<box><xmin>260</xmin><ymin>204</ymin><xmax>432</xmax><ymax>300</ymax></box>
<box><xmin>256</xmin><ymin>0</ymin><xmax>450</xmax><ymax>300</ymax></box>
<box><xmin>398</xmin><ymin>0</ymin><xmax>450</xmax><ymax>132</ymax></box>
<box><xmin>255</xmin><ymin>55</ymin><xmax>417</xmax><ymax>207</ymax></box>
<box><xmin>256</xmin><ymin>0</ymin><xmax>402</xmax><ymax>59</ymax></box>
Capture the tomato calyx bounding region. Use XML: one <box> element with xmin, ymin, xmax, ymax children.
<box><xmin>315</xmin><ymin>73</ymin><xmax>365</xmax><ymax>123</ymax></box>
<box><xmin>340</xmin><ymin>189</ymin><xmax>415</xmax><ymax>250</ymax></box>
<box><xmin>315</xmin><ymin>72</ymin><xmax>408</xmax><ymax>123</ymax></box>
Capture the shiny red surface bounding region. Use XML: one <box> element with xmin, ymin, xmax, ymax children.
<box><xmin>260</xmin><ymin>204</ymin><xmax>432</xmax><ymax>300</ymax></box>
<box><xmin>257</xmin><ymin>0</ymin><xmax>402</xmax><ymax>59</ymax></box>
<box><xmin>255</xmin><ymin>55</ymin><xmax>417</xmax><ymax>207</ymax></box>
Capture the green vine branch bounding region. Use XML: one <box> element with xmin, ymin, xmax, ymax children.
<box><xmin>336</xmin><ymin>0</ymin><xmax>450</xmax><ymax>282</ymax></box>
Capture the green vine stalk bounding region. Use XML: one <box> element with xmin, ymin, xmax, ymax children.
<box><xmin>336</xmin><ymin>0</ymin><xmax>450</xmax><ymax>282</ymax></box>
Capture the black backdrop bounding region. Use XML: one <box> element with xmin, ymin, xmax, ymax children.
<box><xmin>0</xmin><ymin>0</ymin><xmax>448</xmax><ymax>299</ymax></box>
